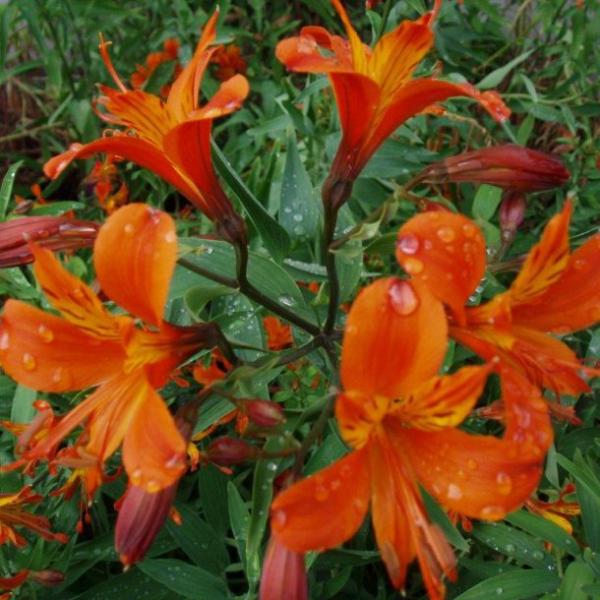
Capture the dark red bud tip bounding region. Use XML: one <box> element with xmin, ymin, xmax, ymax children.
<box><xmin>207</xmin><ymin>437</ymin><xmax>258</xmax><ymax>466</ymax></box>
<box><xmin>499</xmin><ymin>191</ymin><xmax>526</xmax><ymax>237</ymax></box>
<box><xmin>245</xmin><ymin>400</ymin><xmax>285</xmax><ymax>427</ymax></box>
<box><xmin>115</xmin><ymin>483</ymin><xmax>178</xmax><ymax>567</ymax></box>
<box><xmin>30</xmin><ymin>570</ymin><xmax>65</xmax><ymax>587</ymax></box>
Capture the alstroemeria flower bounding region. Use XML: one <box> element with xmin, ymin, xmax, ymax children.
<box><xmin>271</xmin><ymin>278</ymin><xmax>551</xmax><ymax>600</ymax></box>
<box><xmin>43</xmin><ymin>11</ymin><xmax>249</xmax><ymax>243</ymax></box>
<box><xmin>0</xmin><ymin>203</ymin><xmax>224</xmax><ymax>493</ymax></box>
<box><xmin>0</xmin><ymin>487</ymin><xmax>68</xmax><ymax>547</ymax></box>
<box><xmin>276</xmin><ymin>0</ymin><xmax>509</xmax><ymax>200</ymax></box>
<box><xmin>396</xmin><ymin>200</ymin><xmax>600</xmax><ymax>396</ymax></box>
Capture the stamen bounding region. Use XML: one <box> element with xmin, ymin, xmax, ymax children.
<box><xmin>98</xmin><ymin>34</ymin><xmax>128</xmax><ymax>93</ymax></box>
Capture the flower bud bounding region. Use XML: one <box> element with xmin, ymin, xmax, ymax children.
<box><xmin>115</xmin><ymin>482</ymin><xmax>178</xmax><ymax>567</ymax></box>
<box><xmin>417</xmin><ymin>145</ymin><xmax>570</xmax><ymax>191</ymax></box>
<box><xmin>207</xmin><ymin>437</ymin><xmax>258</xmax><ymax>466</ymax></box>
<box><xmin>499</xmin><ymin>191</ymin><xmax>526</xmax><ymax>240</ymax></box>
<box><xmin>245</xmin><ymin>400</ymin><xmax>285</xmax><ymax>428</ymax></box>
<box><xmin>259</xmin><ymin>536</ymin><xmax>308</xmax><ymax>600</ymax></box>
<box><xmin>30</xmin><ymin>570</ymin><xmax>65</xmax><ymax>587</ymax></box>
<box><xmin>0</xmin><ymin>217</ymin><xmax>99</xmax><ymax>268</ymax></box>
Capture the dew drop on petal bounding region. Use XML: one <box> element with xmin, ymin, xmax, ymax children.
<box><xmin>0</xmin><ymin>331</ymin><xmax>9</xmax><ymax>351</ymax></box>
<box><xmin>330</xmin><ymin>479</ymin><xmax>341</xmax><ymax>491</ymax></box>
<box><xmin>23</xmin><ymin>353</ymin><xmax>36</xmax><ymax>371</ymax></box>
<box><xmin>164</xmin><ymin>231</ymin><xmax>176</xmax><ymax>244</ymax></box>
<box><xmin>496</xmin><ymin>472</ymin><xmax>512</xmax><ymax>495</ymax></box>
<box><xmin>467</xmin><ymin>458</ymin><xmax>478</xmax><ymax>471</ymax></box>
<box><xmin>273</xmin><ymin>509</ymin><xmax>287</xmax><ymax>527</ymax></box>
<box><xmin>315</xmin><ymin>485</ymin><xmax>329</xmax><ymax>501</ymax></box>
<box><xmin>397</xmin><ymin>233</ymin><xmax>420</xmax><ymax>255</ymax></box>
<box><xmin>462</xmin><ymin>223</ymin><xmax>477</xmax><ymax>238</ymax></box>
<box><xmin>124</xmin><ymin>223</ymin><xmax>135</xmax><ymax>235</ymax></box>
<box><xmin>165</xmin><ymin>455</ymin><xmax>183</xmax><ymax>470</ymax></box>
<box><xmin>480</xmin><ymin>505</ymin><xmax>505</xmax><ymax>520</ymax></box>
<box><xmin>424</xmin><ymin>240</ymin><xmax>433</xmax><ymax>250</ymax></box>
<box><xmin>403</xmin><ymin>257</ymin><xmax>424</xmax><ymax>275</ymax></box>
<box><xmin>37</xmin><ymin>324</ymin><xmax>54</xmax><ymax>343</ymax></box>
<box><xmin>389</xmin><ymin>280</ymin><xmax>419</xmax><ymax>316</ymax></box>
<box><xmin>130</xmin><ymin>469</ymin><xmax>142</xmax><ymax>484</ymax></box>
<box><xmin>146</xmin><ymin>480</ymin><xmax>160</xmax><ymax>493</ymax></box>
<box><xmin>52</xmin><ymin>367</ymin><xmax>64</xmax><ymax>383</ymax></box>
<box><xmin>437</xmin><ymin>227</ymin><xmax>456</xmax><ymax>243</ymax></box>
<box><xmin>340</xmin><ymin>464</ymin><xmax>352</xmax><ymax>478</ymax></box>
<box><xmin>447</xmin><ymin>483</ymin><xmax>463</xmax><ymax>500</ymax></box>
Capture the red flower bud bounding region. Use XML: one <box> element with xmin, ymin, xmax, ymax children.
<box><xmin>115</xmin><ymin>483</ymin><xmax>178</xmax><ymax>567</ymax></box>
<box><xmin>245</xmin><ymin>400</ymin><xmax>285</xmax><ymax>428</ymax></box>
<box><xmin>207</xmin><ymin>437</ymin><xmax>258</xmax><ymax>466</ymax></box>
<box><xmin>30</xmin><ymin>570</ymin><xmax>65</xmax><ymax>587</ymax></box>
<box><xmin>499</xmin><ymin>191</ymin><xmax>526</xmax><ymax>239</ymax></box>
<box><xmin>259</xmin><ymin>536</ymin><xmax>308</xmax><ymax>600</ymax></box>
<box><xmin>417</xmin><ymin>145</ymin><xmax>570</xmax><ymax>191</ymax></box>
<box><xmin>0</xmin><ymin>217</ymin><xmax>99</xmax><ymax>267</ymax></box>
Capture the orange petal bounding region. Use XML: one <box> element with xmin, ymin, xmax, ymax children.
<box><xmin>193</xmin><ymin>74</ymin><xmax>249</xmax><ymax>119</ymax></box>
<box><xmin>0</xmin><ymin>570</ymin><xmax>29</xmax><ymax>591</ymax></box>
<box><xmin>0</xmin><ymin>300</ymin><xmax>125</xmax><ymax>392</ymax></box>
<box><xmin>30</xmin><ymin>244</ymin><xmax>121</xmax><ymax>339</ymax></box>
<box><xmin>391</xmin><ymin>363</ymin><xmax>493</xmax><ymax>431</ymax></box>
<box><xmin>396</xmin><ymin>212</ymin><xmax>486</xmax><ymax>324</ymax></box>
<box><xmin>508</xmin><ymin>200</ymin><xmax>572</xmax><ymax>306</ymax></box>
<box><xmin>340</xmin><ymin>277</ymin><xmax>447</xmax><ymax>398</ymax></box>
<box><xmin>270</xmin><ymin>449</ymin><xmax>370</xmax><ymax>553</ymax></box>
<box><xmin>331</xmin><ymin>0</ymin><xmax>368</xmax><ymax>74</ymax></box>
<box><xmin>122</xmin><ymin>383</ymin><xmax>186</xmax><ymax>492</ymax></box>
<box><xmin>275</xmin><ymin>30</ymin><xmax>352</xmax><ymax>73</ymax></box>
<box><xmin>94</xmin><ymin>204</ymin><xmax>177</xmax><ymax>326</ymax></box>
<box><xmin>512</xmin><ymin>232</ymin><xmax>600</xmax><ymax>333</ymax></box>
<box><xmin>167</xmin><ymin>10</ymin><xmax>218</xmax><ymax>119</ymax></box>
<box><xmin>43</xmin><ymin>136</ymin><xmax>205</xmax><ymax>208</ymax></box>
<box><xmin>162</xmin><ymin>120</ymin><xmax>229</xmax><ymax>219</ymax></box>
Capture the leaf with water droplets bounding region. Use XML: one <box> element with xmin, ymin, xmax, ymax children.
<box><xmin>0</xmin><ymin>161</ymin><xmax>22</xmax><ymax>219</ymax></box>
<box><xmin>453</xmin><ymin>569</ymin><xmax>560</xmax><ymax>600</ymax></box>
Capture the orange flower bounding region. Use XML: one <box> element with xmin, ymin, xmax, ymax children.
<box><xmin>0</xmin><ymin>487</ymin><xmax>68</xmax><ymax>547</ymax></box>
<box><xmin>130</xmin><ymin>38</ymin><xmax>181</xmax><ymax>93</ymax></box>
<box><xmin>276</xmin><ymin>0</ymin><xmax>509</xmax><ymax>199</ymax></box>
<box><xmin>395</xmin><ymin>200</ymin><xmax>600</xmax><ymax>395</ymax></box>
<box><xmin>0</xmin><ymin>204</ymin><xmax>224</xmax><ymax>493</ymax></box>
<box><xmin>526</xmin><ymin>483</ymin><xmax>580</xmax><ymax>536</ymax></box>
<box><xmin>263</xmin><ymin>315</ymin><xmax>293</xmax><ymax>350</ymax></box>
<box><xmin>211</xmin><ymin>44</ymin><xmax>247</xmax><ymax>82</ymax></box>
<box><xmin>192</xmin><ymin>348</ymin><xmax>233</xmax><ymax>386</ymax></box>
<box><xmin>43</xmin><ymin>11</ymin><xmax>249</xmax><ymax>243</ymax></box>
<box><xmin>271</xmin><ymin>278</ymin><xmax>551</xmax><ymax>600</ymax></box>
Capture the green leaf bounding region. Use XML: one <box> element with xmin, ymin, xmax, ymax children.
<box><xmin>69</xmin><ymin>568</ymin><xmax>170</xmax><ymax>600</ymax></box>
<box><xmin>560</xmin><ymin>560</ymin><xmax>595</xmax><ymax>600</ymax></box>
<box><xmin>198</xmin><ymin>465</ymin><xmax>230</xmax><ymax>536</ymax></box>
<box><xmin>212</xmin><ymin>141</ymin><xmax>291</xmax><ymax>260</ymax></box>
<box><xmin>0</xmin><ymin>161</ymin><xmax>23</xmax><ymax>219</ymax></box>
<box><xmin>472</xmin><ymin>184</ymin><xmax>503</xmax><ymax>221</ymax></box>
<box><xmin>477</xmin><ymin>50</ymin><xmax>534</xmax><ymax>89</ymax></box>
<box><xmin>453</xmin><ymin>569</ymin><xmax>560</xmax><ymax>600</ymax></box>
<box><xmin>279</xmin><ymin>131</ymin><xmax>320</xmax><ymax>241</ymax></box>
<box><xmin>138</xmin><ymin>558</ymin><xmax>228</xmax><ymax>600</ymax></box>
<box><xmin>227</xmin><ymin>480</ymin><xmax>250</xmax><ymax>567</ymax></box>
<box><xmin>422</xmin><ymin>489</ymin><xmax>469</xmax><ymax>552</ymax></box>
<box><xmin>10</xmin><ymin>384</ymin><xmax>37</xmax><ymax>424</ymax></box>
<box><xmin>29</xmin><ymin>201</ymin><xmax>86</xmax><ymax>216</ymax></box>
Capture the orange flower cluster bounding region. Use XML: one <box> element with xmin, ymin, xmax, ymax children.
<box><xmin>130</xmin><ymin>38</ymin><xmax>181</xmax><ymax>95</ymax></box>
<box><xmin>210</xmin><ymin>44</ymin><xmax>247</xmax><ymax>82</ymax></box>
<box><xmin>85</xmin><ymin>155</ymin><xmax>129</xmax><ymax>214</ymax></box>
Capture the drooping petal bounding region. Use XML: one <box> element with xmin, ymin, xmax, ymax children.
<box><xmin>94</xmin><ymin>204</ymin><xmax>177</xmax><ymax>326</ymax></box>
<box><xmin>270</xmin><ymin>449</ymin><xmax>370</xmax><ymax>553</ymax></box>
<box><xmin>508</xmin><ymin>201</ymin><xmax>572</xmax><ymax>306</ymax></box>
<box><xmin>370</xmin><ymin>432</ymin><xmax>456</xmax><ymax>599</ymax></box>
<box><xmin>122</xmin><ymin>383</ymin><xmax>187</xmax><ymax>492</ymax></box>
<box><xmin>396</xmin><ymin>212</ymin><xmax>486</xmax><ymax>324</ymax></box>
<box><xmin>29</xmin><ymin>244</ymin><xmax>121</xmax><ymax>339</ymax></box>
<box><xmin>192</xmin><ymin>74</ymin><xmax>249</xmax><ymax>120</ymax></box>
<box><xmin>511</xmin><ymin>232</ymin><xmax>600</xmax><ymax>333</ymax></box>
<box><xmin>167</xmin><ymin>9</ymin><xmax>218</xmax><ymax>119</ymax></box>
<box><xmin>396</xmin><ymin>369</ymin><xmax>551</xmax><ymax>520</ymax></box>
<box><xmin>43</xmin><ymin>136</ymin><xmax>205</xmax><ymax>208</ymax></box>
<box><xmin>0</xmin><ymin>300</ymin><xmax>125</xmax><ymax>392</ymax></box>
<box><xmin>391</xmin><ymin>363</ymin><xmax>493</xmax><ymax>431</ymax></box>
<box><xmin>340</xmin><ymin>277</ymin><xmax>447</xmax><ymax>398</ymax></box>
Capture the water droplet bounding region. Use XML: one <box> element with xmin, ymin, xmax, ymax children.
<box><xmin>273</xmin><ymin>509</ymin><xmax>287</xmax><ymax>527</ymax></box>
<box><xmin>457</xmin><ymin>469</ymin><xmax>467</xmax><ymax>480</ymax></box>
<box><xmin>0</xmin><ymin>331</ymin><xmax>9</xmax><ymax>350</ymax></box>
<box><xmin>389</xmin><ymin>280</ymin><xmax>419</xmax><ymax>316</ymax></box>
<box><xmin>23</xmin><ymin>353</ymin><xmax>36</xmax><ymax>371</ymax></box>
<box><xmin>532</xmin><ymin>550</ymin><xmax>544</xmax><ymax>560</ymax></box>
<box><xmin>480</xmin><ymin>505</ymin><xmax>504</xmax><ymax>520</ymax></box>
<box><xmin>403</xmin><ymin>257</ymin><xmax>424</xmax><ymax>275</ymax></box>
<box><xmin>315</xmin><ymin>485</ymin><xmax>329</xmax><ymax>501</ymax></box>
<box><xmin>279</xmin><ymin>294</ymin><xmax>296</xmax><ymax>307</ymax></box>
<box><xmin>447</xmin><ymin>483</ymin><xmax>463</xmax><ymax>500</ymax></box>
<box><xmin>505</xmin><ymin>543</ymin><xmax>515</xmax><ymax>553</ymax></box>
<box><xmin>293</xmin><ymin>225</ymin><xmax>305</xmax><ymax>236</ymax></box>
<box><xmin>574</xmin><ymin>259</ymin><xmax>586</xmax><ymax>270</ymax></box>
<box><xmin>130</xmin><ymin>469</ymin><xmax>142</xmax><ymax>484</ymax></box>
<box><xmin>467</xmin><ymin>458</ymin><xmax>478</xmax><ymax>470</ymax></box>
<box><xmin>330</xmin><ymin>479</ymin><xmax>341</xmax><ymax>491</ymax></box>
<box><xmin>164</xmin><ymin>231</ymin><xmax>176</xmax><ymax>244</ymax></box>
<box><xmin>124</xmin><ymin>223</ymin><xmax>135</xmax><ymax>235</ymax></box>
<box><xmin>146</xmin><ymin>480</ymin><xmax>160</xmax><ymax>493</ymax></box>
<box><xmin>397</xmin><ymin>233</ymin><xmax>420</xmax><ymax>255</ymax></box>
<box><xmin>424</xmin><ymin>240</ymin><xmax>433</xmax><ymax>250</ymax></box>
<box><xmin>165</xmin><ymin>455</ymin><xmax>183</xmax><ymax>470</ymax></box>
<box><xmin>462</xmin><ymin>223</ymin><xmax>477</xmax><ymax>238</ymax></box>
<box><xmin>495</xmin><ymin>587</ymin><xmax>503</xmax><ymax>596</ymax></box>
<box><xmin>340</xmin><ymin>464</ymin><xmax>352</xmax><ymax>478</ymax></box>
<box><xmin>37</xmin><ymin>324</ymin><xmax>54</xmax><ymax>343</ymax></box>
<box><xmin>437</xmin><ymin>227</ymin><xmax>456</xmax><ymax>243</ymax></box>
<box><xmin>267</xmin><ymin>462</ymin><xmax>278</xmax><ymax>472</ymax></box>
<box><xmin>496</xmin><ymin>472</ymin><xmax>512</xmax><ymax>495</ymax></box>
<box><xmin>293</xmin><ymin>214</ymin><xmax>303</xmax><ymax>222</ymax></box>
<box><xmin>52</xmin><ymin>367</ymin><xmax>64</xmax><ymax>383</ymax></box>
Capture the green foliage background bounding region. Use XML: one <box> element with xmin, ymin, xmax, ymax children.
<box><xmin>1</xmin><ymin>0</ymin><xmax>600</xmax><ymax>598</ymax></box>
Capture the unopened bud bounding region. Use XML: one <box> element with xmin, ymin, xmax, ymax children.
<box><xmin>417</xmin><ymin>145</ymin><xmax>569</xmax><ymax>192</ymax></box>
<box><xmin>499</xmin><ymin>191</ymin><xmax>526</xmax><ymax>240</ymax></box>
<box><xmin>259</xmin><ymin>536</ymin><xmax>308</xmax><ymax>600</ymax></box>
<box><xmin>244</xmin><ymin>400</ymin><xmax>285</xmax><ymax>428</ymax></box>
<box><xmin>0</xmin><ymin>216</ymin><xmax>99</xmax><ymax>268</ymax></box>
<box><xmin>30</xmin><ymin>570</ymin><xmax>65</xmax><ymax>587</ymax></box>
<box><xmin>207</xmin><ymin>437</ymin><xmax>258</xmax><ymax>466</ymax></box>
